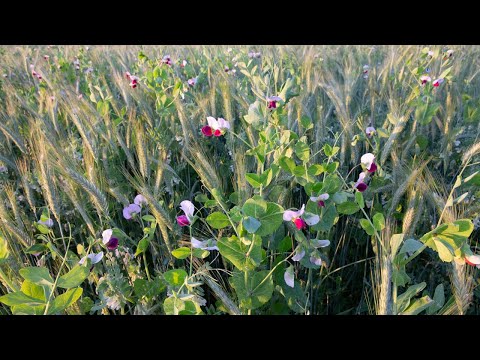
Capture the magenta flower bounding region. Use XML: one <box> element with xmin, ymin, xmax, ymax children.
<box><xmin>310</xmin><ymin>193</ymin><xmax>329</xmax><ymax>207</ymax></box>
<box><xmin>162</xmin><ymin>55</ymin><xmax>172</xmax><ymax>66</ymax></box>
<box><xmin>420</xmin><ymin>75</ymin><xmax>431</xmax><ymax>86</ymax></box>
<box><xmin>433</xmin><ymin>78</ymin><xmax>444</xmax><ymax>87</ymax></box>
<box><xmin>125</xmin><ymin>72</ymin><xmax>139</xmax><ymax>88</ymax></box>
<box><xmin>361</xmin><ymin>153</ymin><xmax>377</xmax><ymax>173</ymax></box>
<box><xmin>267</xmin><ymin>96</ymin><xmax>282</xmax><ymax>109</ymax></box>
<box><xmin>187</xmin><ymin>77</ymin><xmax>197</xmax><ymax>87</ymax></box>
<box><xmin>354</xmin><ymin>172</ymin><xmax>368</xmax><ymax>192</ymax></box>
<box><xmin>177</xmin><ymin>200</ymin><xmax>195</xmax><ymax>227</ymax></box>
<box><xmin>201</xmin><ymin>117</ymin><xmax>230</xmax><ymax>137</ymax></box>
<box><xmin>283</xmin><ymin>204</ymin><xmax>319</xmax><ymax>230</ymax></box>
<box><xmin>123</xmin><ymin>203</ymin><xmax>141</xmax><ymax>220</ymax></box>
<box><xmin>365</xmin><ymin>126</ymin><xmax>376</xmax><ymax>137</ymax></box>
<box><xmin>102</xmin><ymin>229</ymin><xmax>119</xmax><ymax>251</ymax></box>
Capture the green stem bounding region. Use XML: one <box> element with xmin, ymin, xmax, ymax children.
<box><xmin>143</xmin><ymin>252</ymin><xmax>151</xmax><ymax>281</ymax></box>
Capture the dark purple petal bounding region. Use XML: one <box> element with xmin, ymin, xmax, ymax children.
<box><xmin>318</xmin><ymin>200</ymin><xmax>325</xmax><ymax>207</ymax></box>
<box><xmin>356</xmin><ymin>182</ymin><xmax>368</xmax><ymax>192</ymax></box>
<box><xmin>106</xmin><ymin>237</ymin><xmax>119</xmax><ymax>251</ymax></box>
<box><xmin>368</xmin><ymin>162</ymin><xmax>377</xmax><ymax>173</ymax></box>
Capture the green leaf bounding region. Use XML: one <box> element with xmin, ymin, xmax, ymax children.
<box><xmin>19</xmin><ymin>267</ymin><xmax>54</xmax><ymax>287</ymax></box>
<box><xmin>242</xmin><ymin>196</ymin><xmax>267</xmax><ymax>218</ymax></box>
<box><xmin>206</xmin><ymin>212</ymin><xmax>230</xmax><ymax>229</ymax></box>
<box><xmin>307</xmin><ymin>164</ymin><xmax>324</xmax><ymax>176</ymax></box>
<box><xmin>397</xmin><ymin>282</ymin><xmax>426</xmax><ymax>313</ymax></box>
<box><xmin>192</xmin><ymin>248</ymin><xmax>210</xmax><ymax>259</ymax></box>
<box><xmin>331</xmin><ymin>191</ymin><xmax>348</xmax><ymax>204</ymax></box>
<box><xmin>427</xmin><ymin>284</ymin><xmax>445</xmax><ymax>315</ymax></box>
<box><xmin>323</xmin><ymin>144</ymin><xmax>333</xmax><ymax>157</ymax></box>
<box><xmin>47</xmin><ymin>288</ymin><xmax>83</xmax><ymax>315</ymax></box>
<box><xmin>36</xmin><ymin>224</ymin><xmax>51</xmax><ymax>235</ymax></box>
<box><xmin>142</xmin><ymin>215</ymin><xmax>156</xmax><ymax>222</ymax></box>
<box><xmin>398</xmin><ymin>239</ymin><xmax>423</xmax><ymax>255</ymax></box>
<box><xmin>135</xmin><ymin>238</ymin><xmax>150</xmax><ymax>256</ymax></box>
<box><xmin>218</xmin><ymin>235</ymin><xmax>262</xmax><ymax>271</ymax></box>
<box><xmin>164</xmin><ymin>269</ymin><xmax>188</xmax><ymax>287</ymax></box>
<box><xmin>21</xmin><ymin>280</ymin><xmax>46</xmax><ymax>301</ymax></box>
<box><xmin>293</xmin><ymin>166</ymin><xmax>306</xmax><ymax>178</ymax></box>
<box><xmin>294</xmin><ymin>141</ymin><xmax>310</xmax><ymax>162</ymax></box>
<box><xmin>433</xmin><ymin>238</ymin><xmax>454</xmax><ymax>262</ymax></box>
<box><xmin>245</xmin><ymin>173</ymin><xmax>263</xmax><ymax>188</ymax></box>
<box><xmin>57</xmin><ymin>265</ymin><xmax>90</xmax><ymax>289</ymax></box>
<box><xmin>11</xmin><ymin>304</ymin><xmax>46</xmax><ymax>315</ymax></box>
<box><xmin>325</xmin><ymin>162</ymin><xmax>339</xmax><ymax>173</ymax></box>
<box><xmin>230</xmin><ymin>270</ymin><xmax>274</xmax><ymax>310</ymax></box>
<box><xmin>0</xmin><ymin>234</ymin><xmax>9</xmax><ymax>262</ymax></box>
<box><xmin>337</xmin><ymin>202</ymin><xmax>360</xmax><ymax>215</ymax></box>
<box><xmin>261</xmin><ymin>168</ymin><xmax>273</xmax><ymax>187</ymax></box>
<box><xmin>172</xmin><ymin>247</ymin><xmax>191</xmax><ymax>259</ymax></box>
<box><xmin>372</xmin><ymin>213</ymin><xmax>385</xmax><ymax>231</ymax></box>
<box><xmin>24</xmin><ymin>244</ymin><xmax>48</xmax><ymax>255</ymax></box>
<box><xmin>256</xmin><ymin>202</ymin><xmax>285</xmax><ymax>237</ymax></box>
<box><xmin>279</xmin><ymin>156</ymin><xmax>296</xmax><ymax>174</ymax></box>
<box><xmin>163</xmin><ymin>297</ymin><xmax>197</xmax><ymax>315</ymax></box>
<box><xmin>401</xmin><ymin>296</ymin><xmax>433</xmax><ymax>315</ymax></box>
<box><xmin>0</xmin><ymin>292</ymin><xmax>46</xmax><ymax>307</ymax></box>
<box><xmin>243</xmin><ymin>216</ymin><xmax>262</xmax><ymax>234</ymax></box>
<box><xmin>355</xmin><ymin>191</ymin><xmax>364</xmax><ymax>209</ymax></box>
<box><xmin>134</xmin><ymin>278</ymin><xmax>166</xmax><ymax>299</ymax></box>
<box><xmin>360</xmin><ymin>219</ymin><xmax>375</xmax><ymax>236</ymax></box>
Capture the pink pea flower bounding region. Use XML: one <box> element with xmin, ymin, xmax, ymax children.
<box><xmin>310</xmin><ymin>193</ymin><xmax>329</xmax><ymax>207</ymax></box>
<box><xmin>366</xmin><ymin>126</ymin><xmax>376</xmax><ymax>137</ymax></box>
<box><xmin>162</xmin><ymin>55</ymin><xmax>172</xmax><ymax>66</ymax></box>
<box><xmin>102</xmin><ymin>229</ymin><xmax>119</xmax><ymax>251</ymax></box>
<box><xmin>181</xmin><ymin>60</ymin><xmax>187</xmax><ymax>68</ymax></box>
<box><xmin>433</xmin><ymin>78</ymin><xmax>444</xmax><ymax>87</ymax></box>
<box><xmin>187</xmin><ymin>77</ymin><xmax>197</xmax><ymax>87</ymax></box>
<box><xmin>201</xmin><ymin>116</ymin><xmax>230</xmax><ymax>137</ymax></box>
<box><xmin>354</xmin><ymin>172</ymin><xmax>368</xmax><ymax>192</ymax></box>
<box><xmin>177</xmin><ymin>200</ymin><xmax>195</xmax><ymax>227</ymax></box>
<box><xmin>361</xmin><ymin>153</ymin><xmax>377</xmax><ymax>173</ymax></box>
<box><xmin>420</xmin><ymin>75</ymin><xmax>431</xmax><ymax>86</ymax></box>
<box><xmin>283</xmin><ymin>204</ymin><xmax>319</xmax><ymax>230</ymax></box>
<box><xmin>123</xmin><ymin>203</ymin><xmax>141</xmax><ymax>220</ymax></box>
<box><xmin>126</xmin><ymin>71</ymin><xmax>139</xmax><ymax>88</ymax></box>
<box><xmin>248</xmin><ymin>51</ymin><xmax>261</xmax><ymax>59</ymax></box>
<box><xmin>134</xmin><ymin>194</ymin><xmax>147</xmax><ymax>207</ymax></box>
<box><xmin>267</xmin><ymin>96</ymin><xmax>282</xmax><ymax>109</ymax></box>
<box><xmin>224</xmin><ymin>65</ymin><xmax>230</xmax><ymax>72</ymax></box>
<box><xmin>44</xmin><ymin>55</ymin><xmax>49</xmax><ymax>60</ymax></box>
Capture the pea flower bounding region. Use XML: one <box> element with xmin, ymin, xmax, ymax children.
<box><xmin>123</xmin><ymin>203</ymin><xmax>141</xmax><ymax>220</ymax></box>
<box><xmin>134</xmin><ymin>194</ymin><xmax>147</xmax><ymax>207</ymax></box>
<box><xmin>0</xmin><ymin>165</ymin><xmax>8</xmax><ymax>173</ymax></box>
<box><xmin>427</xmin><ymin>50</ymin><xmax>434</xmax><ymax>57</ymax></box>
<box><xmin>310</xmin><ymin>253</ymin><xmax>322</xmax><ymax>266</ymax></box>
<box><xmin>284</xmin><ymin>265</ymin><xmax>295</xmax><ymax>288</ymax></box>
<box><xmin>187</xmin><ymin>77</ymin><xmax>197</xmax><ymax>86</ymax></box>
<box><xmin>201</xmin><ymin>116</ymin><xmax>230</xmax><ymax>137</ymax></box>
<box><xmin>433</xmin><ymin>78</ymin><xmax>444</xmax><ymax>87</ymax></box>
<box><xmin>177</xmin><ymin>200</ymin><xmax>195</xmax><ymax>227</ymax></box>
<box><xmin>310</xmin><ymin>193</ymin><xmax>329</xmax><ymax>207</ymax></box>
<box><xmin>363</xmin><ymin>64</ymin><xmax>369</xmax><ymax>78</ymax></box>
<box><xmin>311</xmin><ymin>239</ymin><xmax>330</xmax><ymax>248</ymax></box>
<box><xmin>44</xmin><ymin>55</ymin><xmax>49</xmax><ymax>60</ymax></box>
<box><xmin>420</xmin><ymin>75</ymin><xmax>431</xmax><ymax>85</ymax></box>
<box><xmin>224</xmin><ymin>65</ymin><xmax>230</xmax><ymax>72</ymax></box>
<box><xmin>267</xmin><ymin>96</ymin><xmax>282</xmax><ymax>109</ymax></box>
<box><xmin>181</xmin><ymin>60</ymin><xmax>187</xmax><ymax>68</ymax></box>
<box><xmin>162</xmin><ymin>55</ymin><xmax>172</xmax><ymax>66</ymax></box>
<box><xmin>102</xmin><ymin>229</ymin><xmax>119</xmax><ymax>251</ymax></box>
<box><xmin>444</xmin><ymin>49</ymin><xmax>453</xmax><ymax>59</ymax></box>
<box><xmin>360</xmin><ymin>153</ymin><xmax>377</xmax><ymax>173</ymax></box>
<box><xmin>283</xmin><ymin>204</ymin><xmax>320</xmax><ymax>230</ymax></box>
<box><xmin>125</xmin><ymin>72</ymin><xmax>139</xmax><ymax>88</ymax></box>
<box><xmin>248</xmin><ymin>51</ymin><xmax>261</xmax><ymax>58</ymax></box>
<box><xmin>365</xmin><ymin>126</ymin><xmax>376</xmax><ymax>137</ymax></box>
<box><xmin>354</xmin><ymin>172</ymin><xmax>368</xmax><ymax>192</ymax></box>
<box><xmin>292</xmin><ymin>247</ymin><xmax>305</xmax><ymax>261</ymax></box>
<box><xmin>73</xmin><ymin>58</ymin><xmax>80</xmax><ymax>70</ymax></box>
<box><xmin>79</xmin><ymin>251</ymin><xmax>104</xmax><ymax>265</ymax></box>
<box><xmin>38</xmin><ymin>218</ymin><xmax>54</xmax><ymax>227</ymax></box>
<box><xmin>465</xmin><ymin>254</ymin><xmax>480</xmax><ymax>268</ymax></box>
<box><xmin>191</xmin><ymin>237</ymin><xmax>218</xmax><ymax>251</ymax></box>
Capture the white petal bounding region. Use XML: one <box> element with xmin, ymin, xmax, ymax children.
<box><xmin>134</xmin><ymin>194</ymin><xmax>147</xmax><ymax>207</ymax></box>
<box><xmin>466</xmin><ymin>254</ymin><xmax>480</xmax><ymax>265</ymax></box>
<box><xmin>91</xmin><ymin>251</ymin><xmax>104</xmax><ymax>264</ymax></box>
<box><xmin>304</xmin><ymin>213</ymin><xmax>320</xmax><ymax>226</ymax></box>
<box><xmin>312</xmin><ymin>239</ymin><xmax>330</xmax><ymax>248</ymax></box>
<box><xmin>284</xmin><ymin>266</ymin><xmax>295</xmax><ymax>288</ymax></box>
<box><xmin>191</xmin><ymin>237</ymin><xmax>204</xmax><ymax>249</ymax></box>
<box><xmin>180</xmin><ymin>200</ymin><xmax>195</xmax><ymax>219</ymax></box>
<box><xmin>102</xmin><ymin>229</ymin><xmax>113</xmax><ymax>244</ymax></box>
<box><xmin>361</xmin><ymin>153</ymin><xmax>375</xmax><ymax>169</ymax></box>
<box><xmin>319</xmin><ymin>193</ymin><xmax>329</xmax><ymax>201</ymax></box>
<box><xmin>78</xmin><ymin>256</ymin><xmax>87</xmax><ymax>265</ymax></box>
<box><xmin>292</xmin><ymin>248</ymin><xmax>305</xmax><ymax>262</ymax></box>
<box><xmin>310</xmin><ymin>256</ymin><xmax>322</xmax><ymax>266</ymax></box>
<box><xmin>297</xmin><ymin>204</ymin><xmax>305</xmax><ymax>217</ymax></box>
<box><xmin>217</xmin><ymin>118</ymin><xmax>230</xmax><ymax>130</ymax></box>
<box><xmin>207</xmin><ymin>116</ymin><xmax>218</xmax><ymax>130</ymax></box>
<box><xmin>283</xmin><ymin>210</ymin><xmax>297</xmax><ymax>221</ymax></box>
<box><xmin>357</xmin><ymin>171</ymin><xmax>366</xmax><ymax>183</ymax></box>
